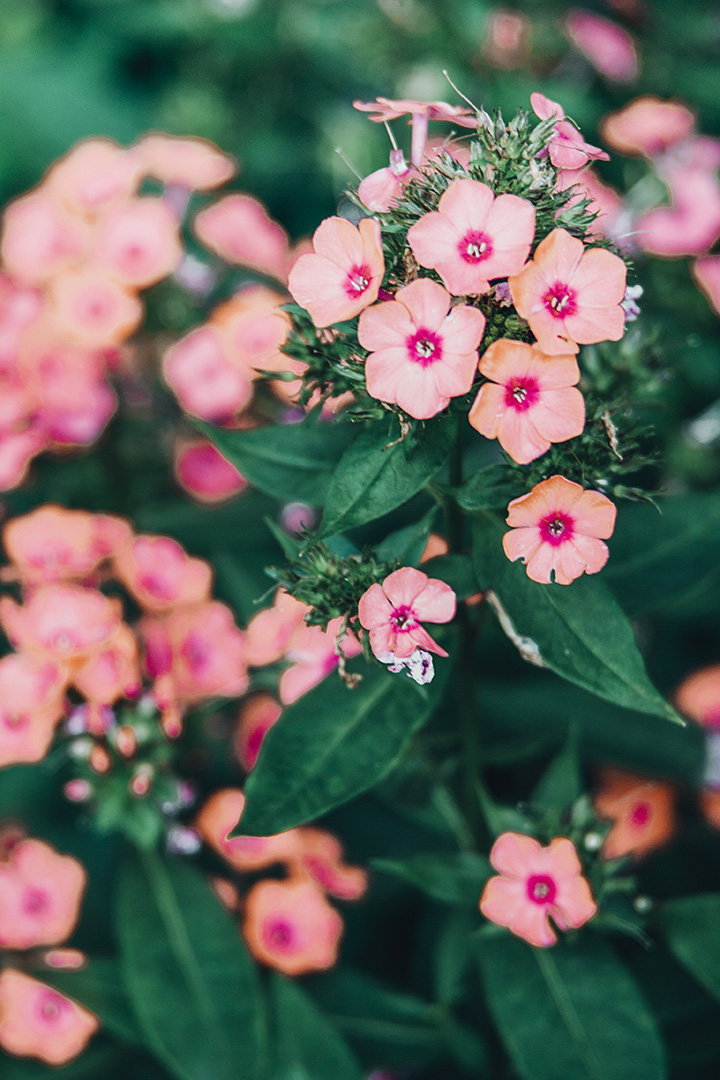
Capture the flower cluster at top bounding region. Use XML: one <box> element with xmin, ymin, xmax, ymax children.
<box><xmin>283</xmin><ymin>93</ymin><xmax>640</xmax><ymax>585</ymax></box>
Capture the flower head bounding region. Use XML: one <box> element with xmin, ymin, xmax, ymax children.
<box><xmin>3</xmin><ymin>506</ymin><xmax>130</xmax><ymax>585</ymax></box>
<box><xmin>358</xmin><ymin>277</ymin><xmax>486</xmax><ymax>419</ymax></box>
<box><xmin>564</xmin><ymin>13</ymin><xmax>638</xmax><ymax>83</ymax></box>
<box><xmin>358</xmin><ymin>566</ymin><xmax>456</xmax><ymax>659</ymax></box>
<box><xmin>243</xmin><ymin>879</ymin><xmax>344</xmax><ymax>976</ymax></box>
<box><xmin>174</xmin><ymin>439</ymin><xmax>248</xmax><ymax>504</ymax></box>
<box><xmin>133</xmin><ymin>134</ymin><xmax>236</xmax><ymax>190</ymax></box>
<box><xmin>92</xmin><ymin>197</ymin><xmax>183</xmax><ymax>288</ymax></box>
<box><xmin>0</xmin><ymin>838</ymin><xmax>86</xmax><ymax>950</ymax></box>
<box><xmin>600</xmin><ymin>96</ymin><xmax>695</xmax><ymax>159</ymax></box>
<box><xmin>0</xmin><ymin>970</ymin><xmax>98</xmax><ymax>1066</ymax></box>
<box><xmin>408</xmin><ymin>179</ymin><xmax>535</xmax><ymax>297</ymax></box>
<box><xmin>480</xmin><ymin>832</ymin><xmax>597</xmax><ymax>947</ymax></box>
<box><xmin>508</xmin><ymin>228</ymin><xmax>626</xmax><ymax>355</ymax></box>
<box><xmin>0</xmin><ymin>654</ymin><xmax>65</xmax><ymax>767</ymax></box>
<box><xmin>503</xmin><ymin>475</ymin><xmax>617</xmax><ymax>585</ymax></box>
<box><xmin>288</xmin><ymin>216</ymin><xmax>385</xmax><ymax>328</ymax></box>
<box><xmin>195</xmin><ymin>789</ymin><xmax>300</xmax><ymax>872</ymax></box>
<box><xmin>468</xmin><ymin>339</ymin><xmax>585</xmax><ymax>464</ymax></box>
<box><xmin>194</xmin><ymin>194</ymin><xmax>289</xmax><ymax>281</ymax></box>
<box><xmin>113</xmin><ymin>534</ymin><xmax>212</xmax><ymax>612</ymax></box>
<box><xmin>531</xmin><ymin>94</ymin><xmax>609</xmax><ymax>172</ymax></box>
<box><xmin>593</xmin><ymin>769</ymin><xmax>675</xmax><ymax>860</ymax></box>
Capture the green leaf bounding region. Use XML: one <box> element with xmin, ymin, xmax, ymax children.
<box><xmin>371</xmin><ymin>852</ymin><xmax>490</xmax><ymax>906</ymax></box>
<box><xmin>476</xmin><ymin>934</ymin><xmax>666</xmax><ymax>1080</ymax></box>
<box><xmin>42</xmin><ymin>959</ymin><xmax>142</xmax><ymax>1047</ymax></box>
<box><xmin>660</xmin><ymin>895</ymin><xmax>720</xmax><ymax>1004</ymax></box>
<box><xmin>117</xmin><ymin>851</ymin><xmax>264</xmax><ymax>1080</ymax></box>
<box><xmin>449</xmin><ymin>463</ymin><xmax>526</xmax><ymax>511</ymax></box>
<box><xmin>532</xmin><ymin>729</ymin><xmax>583</xmax><ymax>812</ymax></box>
<box><xmin>374</xmin><ymin>504</ymin><xmax>438</xmax><ymax>565</ymax></box>
<box><xmin>197</xmin><ymin>412</ymin><xmax>355</xmax><ymax>505</ymax></box>
<box><xmin>472</xmin><ymin>512</ymin><xmax>679</xmax><ymax>723</ymax></box>
<box><xmin>316</xmin><ymin>417</ymin><xmax>453</xmax><ymax>538</ymax></box>
<box><xmin>269</xmin><ymin>974</ymin><xmax>363</xmax><ymax>1080</ymax></box>
<box><xmin>237</xmin><ymin>662</ymin><xmax>443</xmax><ymax>835</ymax></box>
<box><xmin>420</xmin><ymin>553</ymin><xmax>479</xmax><ymax>600</ymax></box>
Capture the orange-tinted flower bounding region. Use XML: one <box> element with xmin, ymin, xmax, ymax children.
<box><xmin>0</xmin><ymin>584</ymin><xmax>122</xmax><ymax>670</ymax></box>
<box><xmin>278</xmin><ymin>615</ymin><xmax>362</xmax><ymax>705</ymax></box>
<box><xmin>530</xmin><ymin>94</ymin><xmax>609</xmax><ymax>172</ymax></box>
<box><xmin>162</xmin><ymin>325</ymin><xmax>253</xmax><ymax>423</ymax></box>
<box><xmin>0</xmin><ymin>192</ymin><xmax>89</xmax><ymax>285</ymax></box>
<box><xmin>195</xmin><ymin>789</ymin><xmax>300</xmax><ymax>872</ymax></box>
<box><xmin>468</xmin><ymin>339</ymin><xmax>585</xmax><ymax>464</ymax></box>
<box><xmin>291</xmin><ymin>828</ymin><xmax>368</xmax><ymax>901</ymax></box>
<box><xmin>503</xmin><ymin>475</ymin><xmax>617</xmax><ymax>585</ymax></box>
<box><xmin>46</xmin><ymin>138</ymin><xmax>141</xmax><ymax>215</ymax></box>
<box><xmin>0</xmin><ymin>838</ymin><xmax>86</xmax><ymax>949</ymax></box>
<box><xmin>3</xmin><ymin>505</ymin><xmax>131</xmax><ymax>585</ymax></box>
<box><xmin>594</xmin><ymin>768</ymin><xmax>675</xmax><ymax>859</ymax></box>
<box><xmin>480</xmin><ymin>832</ymin><xmax>597</xmax><ymax>947</ymax></box>
<box><xmin>114</xmin><ymin>534</ymin><xmax>212</xmax><ymax>612</ymax></box>
<box><xmin>0</xmin><ymin>970</ymin><xmax>98</xmax><ymax>1066</ymax></box>
<box><xmin>47</xmin><ymin>271</ymin><xmax>143</xmax><ymax>348</ymax></box>
<box><xmin>288</xmin><ymin>217</ymin><xmax>384</xmax><ymax>328</ymax></box>
<box><xmin>244</xmin><ymin>590</ymin><xmax>309</xmax><ymax>669</ymax></box>
<box><xmin>72</xmin><ymin>623</ymin><xmax>141</xmax><ymax>707</ymax></box>
<box><xmin>234</xmin><ymin>693</ymin><xmax>283</xmax><ymax>771</ymax></box>
<box><xmin>509</xmin><ymin>228</ymin><xmax>626</xmax><ymax>355</ymax></box>
<box><xmin>243</xmin><ymin>879</ymin><xmax>344</xmax><ymax>975</ymax></box>
<box><xmin>0</xmin><ymin>654</ymin><xmax>65</xmax><ymax>768</ymax></box>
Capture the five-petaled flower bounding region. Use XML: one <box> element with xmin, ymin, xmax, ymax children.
<box><xmin>503</xmin><ymin>475</ymin><xmax>617</xmax><ymax>585</ymax></box>
<box><xmin>509</xmin><ymin>228</ymin><xmax>627</xmax><ymax>355</ymax></box>
<box><xmin>407</xmin><ymin>179</ymin><xmax>535</xmax><ymax>297</ymax></box>
<box><xmin>480</xmin><ymin>832</ymin><xmax>597</xmax><ymax>947</ymax></box>
<box><xmin>468</xmin><ymin>338</ymin><xmax>585</xmax><ymax>464</ymax></box>
<box><xmin>358</xmin><ymin>277</ymin><xmax>486</xmax><ymax>419</ymax></box>
<box><xmin>358</xmin><ymin>567</ymin><xmax>456</xmax><ymax>659</ymax></box>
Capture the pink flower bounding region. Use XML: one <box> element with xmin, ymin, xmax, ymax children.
<box><xmin>565</xmin><ymin>11</ymin><xmax>638</xmax><ymax>83</ymax></box>
<box><xmin>194</xmin><ymin>194</ymin><xmax>289</xmax><ymax>281</ymax></box>
<box><xmin>503</xmin><ymin>475</ymin><xmax>617</xmax><ymax>585</ymax></box>
<box><xmin>0</xmin><ymin>838</ymin><xmax>86</xmax><ymax>949</ymax></box>
<box><xmin>508</xmin><ymin>228</ymin><xmax>626</xmax><ymax>355</ymax></box>
<box><xmin>195</xmin><ymin>789</ymin><xmax>301</xmax><ymax>871</ymax></box>
<box><xmin>133</xmin><ymin>134</ymin><xmax>236</xmax><ymax>190</ymax></box>
<box><xmin>212</xmin><ymin>285</ymin><xmax>293</xmax><ymax>383</ymax></box>
<box><xmin>353</xmin><ymin>98</ymin><xmax>476</xmax><ymax>167</ymax></box>
<box><xmin>556</xmin><ymin>168</ymin><xmax>625</xmax><ymax>245</ymax></box>
<box><xmin>291</xmin><ymin>828</ymin><xmax>368</xmax><ymax>901</ymax></box>
<box><xmin>46</xmin><ymin>138</ymin><xmax>141</xmax><ymax>215</ymax></box>
<box><xmin>47</xmin><ymin>271</ymin><xmax>143</xmax><ymax>348</ymax></box>
<box><xmin>358</xmin><ymin>566</ymin><xmax>456</xmax><ymax>659</ymax></box>
<box><xmin>358</xmin><ymin>149</ymin><xmax>415</xmax><ymax>213</ymax></box>
<box><xmin>407</xmin><ymin>179</ymin><xmax>536</xmax><ymax>296</ymax></box>
<box><xmin>483</xmin><ymin>10</ymin><xmax>531</xmax><ymax>68</ymax></box>
<box><xmin>278</xmin><ymin>615</ymin><xmax>361</xmax><ymax>706</ymax></box>
<box><xmin>174</xmin><ymin>439</ymin><xmax>248</xmax><ymax>503</ymax></box>
<box><xmin>0</xmin><ymin>585</ymin><xmax>123</xmax><ymax>666</ymax></box>
<box><xmin>71</xmin><ymin>623</ymin><xmax>140</xmax><ymax>707</ymax></box>
<box><xmin>92</xmin><ymin>197</ymin><xmax>183</xmax><ymax>288</ymax></box>
<box><xmin>358</xmin><ymin>278</ymin><xmax>486</xmax><ymax>419</ymax></box>
<box><xmin>480</xmin><ymin>832</ymin><xmax>597</xmax><ymax>947</ymax></box>
<box><xmin>244</xmin><ymin>589</ymin><xmax>309</xmax><ymax>668</ymax></box>
<box><xmin>693</xmin><ymin>257</ymin><xmax>720</xmax><ymax>316</ymax></box>
<box><xmin>531</xmin><ymin>93</ymin><xmax>609</xmax><ymax>171</ymax></box>
<box><xmin>3</xmin><ymin>505</ymin><xmax>131</xmax><ymax>585</ymax></box>
<box><xmin>243</xmin><ymin>878</ymin><xmax>344</xmax><ymax>976</ymax></box>
<box><xmin>675</xmin><ymin>665</ymin><xmax>720</xmax><ymax>728</ymax></box>
<box><xmin>0</xmin><ymin>970</ymin><xmax>98</xmax><ymax>1066</ymax></box>
<box><xmin>235</xmin><ymin>692</ymin><xmax>283</xmax><ymax>771</ymax></box>
<box><xmin>288</xmin><ymin>217</ymin><xmax>385</xmax><ymax>328</ymax></box>
<box><xmin>636</xmin><ymin>167</ymin><xmax>720</xmax><ymax>257</ymax></box>
<box><xmin>468</xmin><ymin>339</ymin><xmax>585</xmax><ymax>464</ymax></box>
<box><xmin>0</xmin><ymin>655</ymin><xmax>65</xmax><ymax>767</ymax></box>
<box><xmin>113</xmin><ymin>534</ymin><xmax>212</xmax><ymax>612</ymax></box>
<box><xmin>0</xmin><ymin>192</ymin><xmax>89</xmax><ymax>285</ymax></box>
<box><xmin>162</xmin><ymin>325</ymin><xmax>253</xmax><ymax>422</ymax></box>
<box><xmin>600</xmin><ymin>97</ymin><xmax>695</xmax><ymax>158</ymax></box>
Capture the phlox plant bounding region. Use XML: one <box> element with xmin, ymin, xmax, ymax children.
<box><xmin>0</xmin><ymin>82</ymin><xmax>720</xmax><ymax>1080</ymax></box>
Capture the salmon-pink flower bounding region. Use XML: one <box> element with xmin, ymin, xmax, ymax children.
<box><xmin>0</xmin><ymin>971</ymin><xmax>98</xmax><ymax>1066</ymax></box>
<box><xmin>114</xmin><ymin>534</ymin><xmax>212</xmax><ymax>612</ymax></box>
<box><xmin>133</xmin><ymin>134</ymin><xmax>236</xmax><ymax>190</ymax></box>
<box><xmin>693</xmin><ymin>256</ymin><xmax>720</xmax><ymax>316</ymax></box>
<box><xmin>288</xmin><ymin>216</ymin><xmax>384</xmax><ymax>328</ymax></box>
<box><xmin>46</xmin><ymin>138</ymin><xmax>141</xmax><ymax>215</ymax></box>
<box><xmin>564</xmin><ymin>12</ymin><xmax>638</xmax><ymax>83</ymax></box>
<box><xmin>0</xmin><ymin>192</ymin><xmax>89</xmax><ymax>285</ymax></box>
<box><xmin>0</xmin><ymin>838</ymin><xmax>86</xmax><ymax>949</ymax></box>
<box><xmin>480</xmin><ymin>832</ymin><xmax>597</xmax><ymax>947</ymax></box>
<box><xmin>211</xmin><ymin>285</ymin><xmax>292</xmax><ymax>379</ymax></box>
<box><xmin>243</xmin><ymin>879</ymin><xmax>343</xmax><ymax>976</ymax></box>
<box><xmin>0</xmin><ymin>655</ymin><xmax>65</xmax><ymax>767</ymax></box>
<box><xmin>278</xmin><ymin>616</ymin><xmax>362</xmax><ymax>705</ymax></box>
<box><xmin>3</xmin><ymin>506</ymin><xmax>131</xmax><ymax>585</ymax></box>
<box><xmin>358</xmin><ymin>149</ymin><xmax>415</xmax><ymax>213</ymax></box>
<box><xmin>503</xmin><ymin>475</ymin><xmax>617</xmax><ymax>585</ymax></box>
<box><xmin>358</xmin><ymin>566</ymin><xmax>456</xmax><ymax>659</ymax></box>
<box><xmin>0</xmin><ymin>585</ymin><xmax>123</xmax><ymax>666</ymax></box>
<box><xmin>92</xmin><ymin>197</ymin><xmax>183</xmax><ymax>288</ymax></box>
<box><xmin>353</xmin><ymin>98</ymin><xmax>476</xmax><ymax>166</ymax></box>
<box><xmin>174</xmin><ymin>439</ymin><xmax>248</xmax><ymax>504</ymax></box>
<box><xmin>636</xmin><ymin>167</ymin><xmax>720</xmax><ymax>257</ymax></box>
<box><xmin>508</xmin><ymin>228</ymin><xmax>626</xmax><ymax>355</ymax></box>
<box><xmin>358</xmin><ymin>278</ymin><xmax>486</xmax><ymax>419</ymax></box>
<box><xmin>235</xmin><ymin>693</ymin><xmax>282</xmax><ymax>771</ymax></box>
<box><xmin>407</xmin><ymin>179</ymin><xmax>535</xmax><ymax>296</ymax></box>
<box><xmin>600</xmin><ymin>96</ymin><xmax>695</xmax><ymax>158</ymax></box>
<box><xmin>468</xmin><ymin>339</ymin><xmax>585</xmax><ymax>464</ymax></box>
<box><xmin>244</xmin><ymin>590</ymin><xmax>309</xmax><ymax>668</ymax></box>
<box><xmin>162</xmin><ymin>325</ymin><xmax>253</xmax><ymax>422</ymax></box>
<box><xmin>556</xmin><ymin>168</ymin><xmax>626</xmax><ymax>245</ymax></box>
<box><xmin>531</xmin><ymin>93</ymin><xmax>609</xmax><ymax>171</ymax></box>
<box><xmin>194</xmin><ymin>194</ymin><xmax>289</xmax><ymax>281</ymax></box>
<box><xmin>676</xmin><ymin>665</ymin><xmax>720</xmax><ymax>728</ymax></box>
<box><xmin>72</xmin><ymin>623</ymin><xmax>141</xmax><ymax>707</ymax></box>
<box><xmin>195</xmin><ymin>789</ymin><xmax>300</xmax><ymax>871</ymax></box>
<box><xmin>291</xmin><ymin>828</ymin><xmax>368</xmax><ymax>901</ymax></box>
<box><xmin>594</xmin><ymin>769</ymin><xmax>675</xmax><ymax>860</ymax></box>
<box><xmin>47</xmin><ymin>271</ymin><xmax>143</xmax><ymax>348</ymax></box>
<box><xmin>0</xmin><ymin>430</ymin><xmax>44</xmax><ymax>490</ymax></box>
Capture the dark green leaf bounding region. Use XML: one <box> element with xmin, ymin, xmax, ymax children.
<box><xmin>472</xmin><ymin>512</ymin><xmax>680</xmax><ymax>722</ymax></box>
<box><xmin>269</xmin><ymin>974</ymin><xmax>363</xmax><ymax>1080</ymax></box>
<box><xmin>374</xmin><ymin>505</ymin><xmax>438</xmax><ymax>565</ymax></box>
<box><xmin>237</xmin><ymin>662</ymin><xmax>444</xmax><ymax>835</ymax></box>
<box><xmin>476</xmin><ymin>934</ymin><xmax>666</xmax><ymax>1080</ymax></box>
<box><xmin>450</xmin><ymin>463</ymin><xmax>526</xmax><ymax>511</ymax></box>
<box><xmin>661</xmin><ymin>895</ymin><xmax>720</xmax><ymax>1005</ymax></box>
<box><xmin>420</xmin><ymin>553</ymin><xmax>479</xmax><ymax>600</ymax></box>
<box><xmin>532</xmin><ymin>729</ymin><xmax>583</xmax><ymax>811</ymax></box>
<box><xmin>371</xmin><ymin>852</ymin><xmax>490</xmax><ymax>906</ymax></box>
<box><xmin>316</xmin><ymin>417</ymin><xmax>453</xmax><ymax>538</ymax></box>
<box><xmin>117</xmin><ymin>851</ymin><xmax>264</xmax><ymax>1080</ymax></box>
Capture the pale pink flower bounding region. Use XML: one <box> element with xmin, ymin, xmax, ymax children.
<box><xmin>174</xmin><ymin>439</ymin><xmax>248</xmax><ymax>503</ymax></box>
<box><xmin>0</xmin><ymin>192</ymin><xmax>89</xmax><ymax>285</ymax></box>
<box><xmin>508</xmin><ymin>228</ymin><xmax>626</xmax><ymax>355</ymax></box>
<box><xmin>114</xmin><ymin>534</ymin><xmax>212</xmax><ymax>612</ymax></box>
<box><xmin>244</xmin><ymin>879</ymin><xmax>344</xmax><ymax>976</ymax></box>
<box><xmin>92</xmin><ymin>197</ymin><xmax>183</xmax><ymax>287</ymax></box>
<box><xmin>278</xmin><ymin>616</ymin><xmax>361</xmax><ymax>705</ymax></box>
<box><xmin>162</xmin><ymin>325</ymin><xmax>253</xmax><ymax>422</ymax></box>
<box><xmin>354</xmin><ymin>98</ymin><xmax>476</xmax><ymax>166</ymax></box>
<box><xmin>358</xmin><ymin>566</ymin><xmax>456</xmax><ymax>659</ymax></box>
<box><xmin>194</xmin><ymin>194</ymin><xmax>289</xmax><ymax>281</ymax></box>
<box><xmin>502</xmin><ymin>474</ymin><xmax>617</xmax><ymax>585</ymax></box>
<box><xmin>288</xmin><ymin>216</ymin><xmax>385</xmax><ymax>328</ymax></box>
<box><xmin>565</xmin><ymin>11</ymin><xmax>638</xmax><ymax>82</ymax></box>
<box><xmin>0</xmin><ymin>838</ymin><xmax>86</xmax><ymax>949</ymax></box>
<box><xmin>600</xmin><ymin>97</ymin><xmax>695</xmax><ymax>158</ymax></box>
<box><xmin>245</xmin><ymin>590</ymin><xmax>310</xmax><ymax>668</ymax></box>
<box><xmin>483</xmin><ymin>10</ymin><xmax>531</xmax><ymax>68</ymax></box>
<box><xmin>0</xmin><ymin>430</ymin><xmax>45</xmax><ymax>489</ymax></box>
<box><xmin>0</xmin><ymin>970</ymin><xmax>98</xmax><ymax>1066</ymax></box>
<box><xmin>47</xmin><ymin>271</ymin><xmax>143</xmax><ymax>348</ymax></box>
<box><xmin>72</xmin><ymin>624</ymin><xmax>140</xmax><ymax>707</ymax></box>
<box><xmin>531</xmin><ymin>93</ymin><xmax>609</xmax><ymax>171</ymax></box>
<box><xmin>212</xmin><ymin>285</ymin><xmax>293</xmax><ymax>383</ymax></box>
<box><xmin>0</xmin><ymin>654</ymin><xmax>65</xmax><ymax>767</ymax></box>
<box><xmin>636</xmin><ymin>167</ymin><xmax>720</xmax><ymax>257</ymax></box>
<box><xmin>46</xmin><ymin>138</ymin><xmax>141</xmax><ymax>215</ymax></box>
<box><xmin>3</xmin><ymin>505</ymin><xmax>130</xmax><ymax>584</ymax></box>
<box><xmin>358</xmin><ymin>149</ymin><xmax>415</xmax><ymax>213</ymax></box>
<box><xmin>468</xmin><ymin>339</ymin><xmax>585</xmax><ymax>464</ymax></box>
<box><xmin>693</xmin><ymin>257</ymin><xmax>720</xmax><ymax>316</ymax></box>
<box><xmin>195</xmin><ymin>789</ymin><xmax>301</xmax><ymax>871</ymax></box>
<box><xmin>358</xmin><ymin>277</ymin><xmax>486</xmax><ymax>419</ymax></box>
<box><xmin>235</xmin><ymin>693</ymin><xmax>282</xmax><ymax>771</ymax></box>
<box><xmin>133</xmin><ymin>134</ymin><xmax>236</xmax><ymax>190</ymax></box>
<box><xmin>480</xmin><ymin>832</ymin><xmax>597</xmax><ymax>947</ymax></box>
<box><xmin>407</xmin><ymin>179</ymin><xmax>535</xmax><ymax>296</ymax></box>
<box><xmin>0</xmin><ymin>585</ymin><xmax>123</xmax><ymax>666</ymax></box>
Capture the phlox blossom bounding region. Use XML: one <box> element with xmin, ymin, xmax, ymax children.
<box><xmin>675</xmin><ymin>665</ymin><xmax>720</xmax><ymax>728</ymax></box>
<box><xmin>468</xmin><ymin>339</ymin><xmax>585</xmax><ymax>464</ymax></box>
<box><xmin>0</xmin><ymin>970</ymin><xmax>98</xmax><ymax>1066</ymax></box>
<box><xmin>407</xmin><ymin>178</ymin><xmax>535</xmax><ymax>296</ymax></box>
<box><xmin>358</xmin><ymin>566</ymin><xmax>456</xmax><ymax>659</ymax></box>
<box><xmin>194</xmin><ymin>194</ymin><xmax>289</xmax><ymax>281</ymax></box>
<box><xmin>0</xmin><ymin>838</ymin><xmax>86</xmax><ymax>950</ymax></box>
<box><xmin>288</xmin><ymin>216</ymin><xmax>384</xmax><ymax>328</ymax></box>
<box><xmin>594</xmin><ymin>769</ymin><xmax>675</xmax><ymax>860</ymax></box>
<box><xmin>0</xmin><ymin>192</ymin><xmax>89</xmax><ymax>286</ymax></box>
<box><xmin>508</xmin><ymin>228</ymin><xmax>626</xmax><ymax>355</ymax></box>
<box><xmin>358</xmin><ymin>149</ymin><xmax>415</xmax><ymax>213</ymax></box>
<box><xmin>132</xmin><ymin>134</ymin><xmax>236</xmax><ymax>190</ymax></box>
<box><xmin>0</xmin><ymin>654</ymin><xmax>65</xmax><ymax>767</ymax></box>
<box><xmin>693</xmin><ymin>256</ymin><xmax>720</xmax><ymax>317</ymax></box>
<box><xmin>243</xmin><ymin>879</ymin><xmax>343</xmax><ymax>976</ymax></box>
<box><xmin>162</xmin><ymin>325</ymin><xmax>253</xmax><ymax>422</ymax></box>
<box><xmin>195</xmin><ymin>788</ymin><xmax>301</xmax><ymax>872</ymax></box>
<box><xmin>564</xmin><ymin>12</ymin><xmax>638</xmax><ymax>83</ymax></box>
<box><xmin>174</xmin><ymin>439</ymin><xmax>248</xmax><ymax>504</ymax></box>
<box><xmin>0</xmin><ymin>584</ymin><xmax>123</xmax><ymax>666</ymax></box>
<box><xmin>92</xmin><ymin>197</ymin><xmax>183</xmax><ymax>288</ymax></box>
<box><xmin>278</xmin><ymin>616</ymin><xmax>362</xmax><ymax>706</ymax></box>
<box><xmin>636</xmin><ymin>167</ymin><xmax>720</xmax><ymax>258</ymax></box>
<box><xmin>480</xmin><ymin>832</ymin><xmax>597</xmax><ymax>947</ymax></box>
<box><xmin>531</xmin><ymin>93</ymin><xmax>609</xmax><ymax>171</ymax></box>
<box><xmin>291</xmin><ymin>828</ymin><xmax>368</xmax><ymax>901</ymax></box>
<box><xmin>3</xmin><ymin>505</ymin><xmax>131</xmax><ymax>585</ymax></box>
<box><xmin>47</xmin><ymin>271</ymin><xmax>143</xmax><ymax>348</ymax></box>
<box><xmin>113</xmin><ymin>534</ymin><xmax>212</xmax><ymax>612</ymax></box>
<box><xmin>357</xmin><ymin>277</ymin><xmax>486</xmax><ymax>420</ymax></box>
<box><xmin>600</xmin><ymin>96</ymin><xmax>695</xmax><ymax>159</ymax></box>
<box><xmin>353</xmin><ymin>97</ymin><xmax>476</xmax><ymax>167</ymax></box>
<box><xmin>503</xmin><ymin>475</ymin><xmax>617</xmax><ymax>585</ymax></box>
<box><xmin>46</xmin><ymin>138</ymin><xmax>141</xmax><ymax>215</ymax></box>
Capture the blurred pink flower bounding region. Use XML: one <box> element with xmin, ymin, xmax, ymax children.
<box><xmin>162</xmin><ymin>325</ymin><xmax>254</xmax><ymax>422</ymax></box>
<box><xmin>92</xmin><ymin>197</ymin><xmax>183</xmax><ymax>288</ymax></box>
<box><xmin>0</xmin><ymin>970</ymin><xmax>98</xmax><ymax>1066</ymax></box>
<box><xmin>358</xmin><ymin>566</ymin><xmax>456</xmax><ymax>659</ymax></box>
<box><xmin>0</xmin><ymin>192</ymin><xmax>89</xmax><ymax>285</ymax></box>
<box><xmin>174</xmin><ymin>439</ymin><xmax>248</xmax><ymax>503</ymax></box>
<box><xmin>46</xmin><ymin>138</ymin><xmax>141</xmax><ymax>216</ymax></box>
<box><xmin>636</xmin><ymin>167</ymin><xmax>720</xmax><ymax>257</ymax></box>
<box><xmin>133</xmin><ymin>133</ymin><xmax>236</xmax><ymax>190</ymax></box>
<box><xmin>483</xmin><ymin>10</ymin><xmax>531</xmax><ymax>69</ymax></box>
<box><xmin>47</xmin><ymin>271</ymin><xmax>143</xmax><ymax>348</ymax></box>
<box><xmin>0</xmin><ymin>584</ymin><xmax>123</xmax><ymax>667</ymax></box>
<box><xmin>693</xmin><ymin>256</ymin><xmax>720</xmax><ymax>316</ymax></box>
<box><xmin>244</xmin><ymin>878</ymin><xmax>344</xmax><ymax>975</ymax></box>
<box><xmin>3</xmin><ymin>505</ymin><xmax>130</xmax><ymax>584</ymax></box>
<box><xmin>601</xmin><ymin>96</ymin><xmax>695</xmax><ymax>158</ymax></box>
<box><xmin>291</xmin><ymin>828</ymin><xmax>368</xmax><ymax>901</ymax></box>
<box><xmin>354</xmin><ymin>98</ymin><xmax>476</xmax><ymax>166</ymax></box>
<box><xmin>565</xmin><ymin>11</ymin><xmax>638</xmax><ymax>82</ymax></box>
<box><xmin>235</xmin><ymin>692</ymin><xmax>283</xmax><ymax>771</ymax></box>
<box><xmin>278</xmin><ymin>615</ymin><xmax>361</xmax><ymax>705</ymax></box>
<box><xmin>556</xmin><ymin>168</ymin><xmax>625</xmax><ymax>244</ymax></box>
<box><xmin>531</xmin><ymin>93</ymin><xmax>609</xmax><ymax>171</ymax></box>
<box><xmin>195</xmin><ymin>788</ymin><xmax>301</xmax><ymax>871</ymax></box>
<box><xmin>358</xmin><ymin>149</ymin><xmax>417</xmax><ymax>213</ymax></box>
<box><xmin>0</xmin><ymin>838</ymin><xmax>86</xmax><ymax>950</ymax></box>
<box><xmin>194</xmin><ymin>194</ymin><xmax>289</xmax><ymax>281</ymax></box>
<box><xmin>114</xmin><ymin>534</ymin><xmax>212</xmax><ymax>612</ymax></box>
<box><xmin>0</xmin><ymin>654</ymin><xmax>65</xmax><ymax>767</ymax></box>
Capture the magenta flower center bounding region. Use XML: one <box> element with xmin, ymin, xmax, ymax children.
<box><xmin>3</xmin><ymin>711</ymin><xmax>28</xmax><ymax>729</ymax></box>
<box><xmin>23</xmin><ymin>887</ymin><xmax>50</xmax><ymax>916</ymax></box>
<box><xmin>38</xmin><ymin>991</ymin><xmax>68</xmax><ymax>1024</ymax></box>
<box><xmin>544</xmin><ymin>281</ymin><xmax>577</xmax><ymax>319</ymax></box>
<box><xmin>407</xmin><ymin>328</ymin><xmax>443</xmax><ymax>367</ymax></box>
<box><xmin>539</xmin><ymin>511</ymin><xmax>575</xmax><ymax>546</ymax></box>
<box><xmin>390</xmin><ymin>604</ymin><xmax>419</xmax><ymax>632</ymax></box>
<box><xmin>505</xmin><ymin>376</ymin><xmax>539</xmax><ymax>412</ymax></box>
<box><xmin>264</xmin><ymin>918</ymin><xmax>296</xmax><ymax>951</ymax></box>
<box><xmin>459</xmin><ymin>230</ymin><xmax>493</xmax><ymax>264</ymax></box>
<box><xmin>345</xmin><ymin>264</ymin><xmax>371</xmax><ymax>298</ymax></box>
<box><xmin>630</xmin><ymin>801</ymin><xmax>651</xmax><ymax>828</ymax></box>
<box><xmin>527</xmin><ymin>874</ymin><xmax>556</xmax><ymax>905</ymax></box>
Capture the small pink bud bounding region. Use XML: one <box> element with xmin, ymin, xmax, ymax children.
<box><xmin>64</xmin><ymin>779</ymin><xmax>92</xmax><ymax>803</ymax></box>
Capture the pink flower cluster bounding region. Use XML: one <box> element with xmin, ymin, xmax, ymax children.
<box><xmin>0</xmin><ymin>828</ymin><xmax>98</xmax><ymax>1065</ymax></box>
<box><xmin>195</xmin><ymin>789</ymin><xmax>367</xmax><ymax>976</ymax></box>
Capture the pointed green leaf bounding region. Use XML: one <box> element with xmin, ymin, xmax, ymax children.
<box><xmin>269</xmin><ymin>974</ymin><xmax>363</xmax><ymax>1080</ymax></box>
<box><xmin>661</xmin><ymin>894</ymin><xmax>720</xmax><ymax>1004</ymax></box>
<box><xmin>371</xmin><ymin>852</ymin><xmax>490</xmax><ymax>906</ymax></box>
